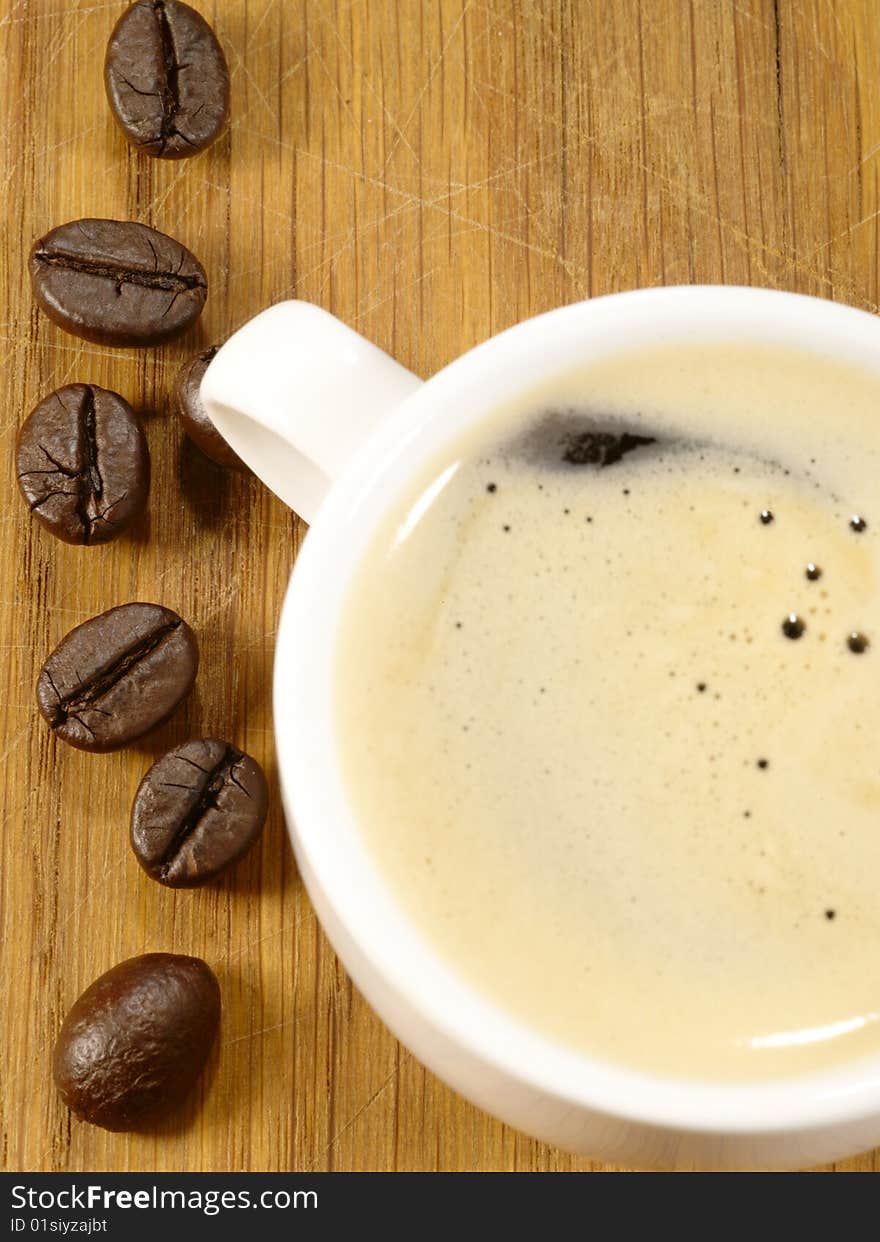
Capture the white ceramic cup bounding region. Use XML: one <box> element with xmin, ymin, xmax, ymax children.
<box><xmin>201</xmin><ymin>286</ymin><xmax>880</xmax><ymax>1171</ymax></box>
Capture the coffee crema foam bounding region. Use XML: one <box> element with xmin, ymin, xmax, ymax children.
<box><xmin>334</xmin><ymin>341</ymin><xmax>880</xmax><ymax>1081</ymax></box>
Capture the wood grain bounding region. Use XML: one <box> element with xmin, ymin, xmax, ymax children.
<box><xmin>2</xmin><ymin>0</ymin><xmax>879</xmax><ymax>1173</ymax></box>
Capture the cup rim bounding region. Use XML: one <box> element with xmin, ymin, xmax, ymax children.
<box><xmin>274</xmin><ymin>285</ymin><xmax>880</xmax><ymax>1135</ymax></box>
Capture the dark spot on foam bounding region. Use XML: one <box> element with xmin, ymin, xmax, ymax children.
<box><xmin>562</xmin><ymin>430</ymin><xmax>656</xmax><ymax>467</ymax></box>
<box><xmin>848</xmin><ymin>632</ymin><xmax>869</xmax><ymax>653</ymax></box>
<box><xmin>850</xmin><ymin>514</ymin><xmax>868</xmax><ymax>532</ymax></box>
<box><xmin>782</xmin><ymin>614</ymin><xmax>806</xmax><ymax>639</ymax></box>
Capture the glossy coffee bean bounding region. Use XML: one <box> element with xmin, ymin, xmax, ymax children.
<box><xmin>37</xmin><ymin>602</ymin><xmax>198</xmax><ymax>752</ymax></box>
<box><xmin>30</xmin><ymin>219</ymin><xmax>207</xmax><ymax>346</ymax></box>
<box><xmin>53</xmin><ymin>953</ymin><xmax>220</xmax><ymax>1132</ymax></box>
<box><xmin>174</xmin><ymin>346</ymin><xmax>248</xmax><ymax>470</ymax></box>
<box><xmin>105</xmin><ymin>1</ymin><xmax>230</xmax><ymax>159</ymax></box>
<box><xmin>16</xmin><ymin>384</ymin><xmax>149</xmax><ymax>545</ymax></box>
<box><xmin>131</xmin><ymin>738</ymin><xmax>269</xmax><ymax>886</ymax></box>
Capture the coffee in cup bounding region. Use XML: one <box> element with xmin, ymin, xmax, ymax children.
<box><xmin>335</xmin><ymin>338</ymin><xmax>880</xmax><ymax>1081</ymax></box>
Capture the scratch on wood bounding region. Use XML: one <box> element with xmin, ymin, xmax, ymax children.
<box><xmin>380</xmin><ymin>0</ymin><xmax>473</xmax><ymax>179</ymax></box>
<box><xmin>307</xmin><ymin>1061</ymin><xmax>409</xmax><ymax>1170</ymax></box>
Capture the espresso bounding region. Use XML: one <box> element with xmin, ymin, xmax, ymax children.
<box><xmin>335</xmin><ymin>341</ymin><xmax>880</xmax><ymax>1080</ymax></box>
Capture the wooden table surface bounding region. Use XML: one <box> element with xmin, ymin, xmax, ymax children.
<box><xmin>3</xmin><ymin>0</ymin><xmax>880</xmax><ymax>1174</ymax></box>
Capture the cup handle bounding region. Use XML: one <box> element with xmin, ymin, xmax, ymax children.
<box><xmin>199</xmin><ymin>301</ymin><xmax>424</xmax><ymax>522</ymax></box>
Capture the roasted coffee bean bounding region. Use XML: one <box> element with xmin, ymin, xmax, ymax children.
<box><xmin>131</xmin><ymin>738</ymin><xmax>269</xmax><ymax>886</ymax></box>
<box><xmin>37</xmin><ymin>602</ymin><xmax>198</xmax><ymax>752</ymax></box>
<box><xmin>105</xmin><ymin>1</ymin><xmax>230</xmax><ymax>160</ymax></box>
<box><xmin>174</xmin><ymin>347</ymin><xmax>247</xmax><ymax>470</ymax></box>
<box><xmin>16</xmin><ymin>384</ymin><xmax>149</xmax><ymax>545</ymax></box>
<box><xmin>53</xmin><ymin>953</ymin><xmax>220</xmax><ymax>1132</ymax></box>
<box><xmin>30</xmin><ymin>219</ymin><xmax>207</xmax><ymax>346</ymax></box>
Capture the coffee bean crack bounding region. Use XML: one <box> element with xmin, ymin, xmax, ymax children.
<box><xmin>152</xmin><ymin>0</ymin><xmax>198</xmax><ymax>154</ymax></box>
<box><xmin>157</xmin><ymin>746</ymin><xmax>249</xmax><ymax>880</ymax></box>
<box><xmin>43</xmin><ymin>620</ymin><xmax>182</xmax><ymax>731</ymax></box>
<box><xmin>73</xmin><ymin>387</ymin><xmax>105</xmax><ymax>541</ymax></box>
<box><xmin>31</xmin><ymin>248</ymin><xmax>206</xmax><ymax>297</ymax></box>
